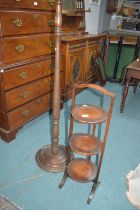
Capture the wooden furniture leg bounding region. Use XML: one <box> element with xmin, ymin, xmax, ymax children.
<box><xmin>120</xmin><ymin>79</ymin><xmax>130</xmax><ymax>113</ymax></box>
<box><xmin>58</xmin><ymin>169</ymin><xmax>69</xmax><ymax>188</ymax></box>
<box><xmin>87</xmin><ymin>181</ymin><xmax>101</xmax><ymax>204</ymax></box>
<box><xmin>133</xmin><ymin>79</ymin><xmax>139</xmax><ymax>95</ymax></box>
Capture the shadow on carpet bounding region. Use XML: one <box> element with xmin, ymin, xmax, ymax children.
<box><xmin>0</xmin><ymin>196</ymin><xmax>22</xmax><ymax>210</ymax></box>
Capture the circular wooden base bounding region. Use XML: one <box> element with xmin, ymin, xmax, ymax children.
<box><xmin>35</xmin><ymin>145</ymin><xmax>68</xmax><ymax>172</ymax></box>
<box><xmin>67</xmin><ymin>158</ymin><xmax>97</xmax><ymax>183</ymax></box>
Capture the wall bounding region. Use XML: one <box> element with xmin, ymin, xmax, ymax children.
<box><xmin>85</xmin><ymin>0</ymin><xmax>111</xmax><ymax>34</ymax></box>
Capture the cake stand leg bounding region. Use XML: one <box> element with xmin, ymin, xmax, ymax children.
<box><xmin>87</xmin><ymin>181</ymin><xmax>101</xmax><ymax>204</ymax></box>
<box><xmin>58</xmin><ymin>169</ymin><xmax>68</xmax><ymax>188</ymax></box>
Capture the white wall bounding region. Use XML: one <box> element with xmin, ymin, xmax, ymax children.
<box><xmin>85</xmin><ymin>0</ymin><xmax>111</xmax><ymax>34</ymax></box>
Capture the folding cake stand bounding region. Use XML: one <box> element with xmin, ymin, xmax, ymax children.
<box><xmin>59</xmin><ymin>83</ymin><xmax>115</xmax><ymax>204</ymax></box>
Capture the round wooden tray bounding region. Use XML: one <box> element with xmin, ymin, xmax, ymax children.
<box><xmin>69</xmin><ymin>133</ymin><xmax>102</xmax><ymax>156</ymax></box>
<box><xmin>71</xmin><ymin>104</ymin><xmax>108</xmax><ymax>124</ymax></box>
<box><xmin>67</xmin><ymin>158</ymin><xmax>97</xmax><ymax>183</ymax></box>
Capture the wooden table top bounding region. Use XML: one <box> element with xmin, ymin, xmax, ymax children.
<box><xmin>127</xmin><ymin>58</ymin><xmax>140</xmax><ymax>71</ymax></box>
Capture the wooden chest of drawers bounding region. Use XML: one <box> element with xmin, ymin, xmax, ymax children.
<box><xmin>0</xmin><ymin>0</ymin><xmax>59</xmax><ymax>142</ymax></box>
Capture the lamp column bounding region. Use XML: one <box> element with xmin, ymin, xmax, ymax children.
<box><xmin>35</xmin><ymin>0</ymin><xmax>68</xmax><ymax>172</ymax></box>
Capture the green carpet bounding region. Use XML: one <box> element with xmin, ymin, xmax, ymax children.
<box><xmin>0</xmin><ymin>82</ymin><xmax>139</xmax><ymax>210</ymax></box>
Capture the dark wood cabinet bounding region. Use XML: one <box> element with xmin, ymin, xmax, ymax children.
<box><xmin>61</xmin><ymin>34</ymin><xmax>106</xmax><ymax>98</ymax></box>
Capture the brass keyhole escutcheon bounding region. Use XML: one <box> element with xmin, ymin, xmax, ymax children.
<box><xmin>22</xmin><ymin>110</ymin><xmax>30</xmax><ymax>117</ymax></box>
<box><xmin>19</xmin><ymin>71</ymin><xmax>27</xmax><ymax>79</ymax></box>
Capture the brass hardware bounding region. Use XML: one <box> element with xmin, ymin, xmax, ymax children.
<box><xmin>19</xmin><ymin>71</ymin><xmax>27</xmax><ymax>79</ymax></box>
<box><xmin>48</xmin><ymin>41</ymin><xmax>54</xmax><ymax>48</ymax></box>
<box><xmin>48</xmin><ymin>0</ymin><xmax>55</xmax><ymax>6</ymax></box>
<box><xmin>49</xmin><ymin>80</ymin><xmax>54</xmax><ymax>86</ymax></box>
<box><xmin>15</xmin><ymin>0</ymin><xmax>21</xmax><ymax>2</ymax></box>
<box><xmin>22</xmin><ymin>110</ymin><xmax>30</xmax><ymax>117</ymax></box>
<box><xmin>20</xmin><ymin>90</ymin><xmax>29</xmax><ymax>98</ymax></box>
<box><xmin>48</xmin><ymin>19</ymin><xmax>55</xmax><ymax>27</ymax></box>
<box><xmin>16</xmin><ymin>44</ymin><xmax>25</xmax><ymax>53</ymax></box>
<box><xmin>12</xmin><ymin>18</ymin><xmax>23</xmax><ymax>27</ymax></box>
<box><xmin>49</xmin><ymin>63</ymin><xmax>55</xmax><ymax>70</ymax></box>
<box><xmin>35</xmin><ymin>98</ymin><xmax>41</xmax><ymax>104</ymax></box>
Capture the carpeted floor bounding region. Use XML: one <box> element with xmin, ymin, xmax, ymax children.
<box><xmin>0</xmin><ymin>196</ymin><xmax>21</xmax><ymax>210</ymax></box>
<box><xmin>0</xmin><ymin>82</ymin><xmax>139</xmax><ymax>210</ymax></box>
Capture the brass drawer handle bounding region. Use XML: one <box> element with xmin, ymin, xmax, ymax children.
<box><xmin>48</xmin><ymin>0</ymin><xmax>55</xmax><ymax>6</ymax></box>
<box><xmin>48</xmin><ymin>19</ymin><xmax>55</xmax><ymax>27</ymax></box>
<box><xmin>35</xmin><ymin>98</ymin><xmax>41</xmax><ymax>104</ymax></box>
<box><xmin>48</xmin><ymin>41</ymin><xmax>54</xmax><ymax>48</ymax></box>
<box><xmin>19</xmin><ymin>71</ymin><xmax>27</xmax><ymax>79</ymax></box>
<box><xmin>16</xmin><ymin>44</ymin><xmax>25</xmax><ymax>53</ymax></box>
<box><xmin>20</xmin><ymin>90</ymin><xmax>29</xmax><ymax>98</ymax></box>
<box><xmin>22</xmin><ymin>110</ymin><xmax>30</xmax><ymax>117</ymax></box>
<box><xmin>15</xmin><ymin>0</ymin><xmax>21</xmax><ymax>1</ymax></box>
<box><xmin>12</xmin><ymin>18</ymin><xmax>23</xmax><ymax>27</ymax></box>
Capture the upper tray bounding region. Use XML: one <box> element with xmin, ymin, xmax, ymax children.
<box><xmin>71</xmin><ymin>104</ymin><xmax>108</xmax><ymax>124</ymax></box>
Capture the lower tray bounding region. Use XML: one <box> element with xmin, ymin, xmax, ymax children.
<box><xmin>67</xmin><ymin>158</ymin><xmax>97</xmax><ymax>183</ymax></box>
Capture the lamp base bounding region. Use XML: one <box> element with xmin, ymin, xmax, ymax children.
<box><xmin>35</xmin><ymin>145</ymin><xmax>70</xmax><ymax>172</ymax></box>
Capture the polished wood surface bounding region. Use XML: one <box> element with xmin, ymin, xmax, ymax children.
<box><xmin>2</xmin><ymin>58</ymin><xmax>55</xmax><ymax>90</ymax></box>
<box><xmin>2</xmin><ymin>34</ymin><xmax>55</xmax><ymax>64</ymax></box>
<box><xmin>61</xmin><ymin>34</ymin><xmax>106</xmax><ymax>98</ymax></box>
<box><xmin>0</xmin><ymin>11</ymin><xmax>55</xmax><ymax>35</ymax></box>
<box><xmin>67</xmin><ymin>158</ymin><xmax>97</xmax><ymax>183</ymax></box>
<box><xmin>0</xmin><ymin>2</ymin><xmax>56</xmax><ymax>141</ymax></box>
<box><xmin>69</xmin><ymin>133</ymin><xmax>102</xmax><ymax>156</ymax></box>
<box><xmin>0</xmin><ymin>0</ymin><xmax>56</xmax><ymax>11</ymax></box>
<box><xmin>71</xmin><ymin>105</ymin><xmax>108</xmax><ymax>124</ymax></box>
<box><xmin>120</xmin><ymin>58</ymin><xmax>140</xmax><ymax>112</ymax></box>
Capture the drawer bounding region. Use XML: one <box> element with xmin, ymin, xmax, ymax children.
<box><xmin>7</xmin><ymin>93</ymin><xmax>52</xmax><ymax>130</ymax></box>
<box><xmin>3</xmin><ymin>59</ymin><xmax>55</xmax><ymax>90</ymax></box>
<box><xmin>0</xmin><ymin>11</ymin><xmax>55</xmax><ymax>36</ymax></box>
<box><xmin>2</xmin><ymin>34</ymin><xmax>55</xmax><ymax>64</ymax></box>
<box><xmin>5</xmin><ymin>75</ymin><xmax>54</xmax><ymax>111</ymax></box>
<box><xmin>0</xmin><ymin>0</ymin><xmax>56</xmax><ymax>11</ymax></box>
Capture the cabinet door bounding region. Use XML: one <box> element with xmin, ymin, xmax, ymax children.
<box><xmin>86</xmin><ymin>43</ymin><xmax>100</xmax><ymax>80</ymax></box>
<box><xmin>68</xmin><ymin>47</ymin><xmax>86</xmax><ymax>87</ymax></box>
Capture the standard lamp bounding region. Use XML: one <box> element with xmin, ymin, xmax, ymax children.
<box><xmin>35</xmin><ymin>0</ymin><xmax>69</xmax><ymax>172</ymax></box>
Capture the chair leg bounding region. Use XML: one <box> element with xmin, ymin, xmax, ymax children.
<box><xmin>58</xmin><ymin>169</ymin><xmax>68</xmax><ymax>189</ymax></box>
<box><xmin>87</xmin><ymin>181</ymin><xmax>101</xmax><ymax>204</ymax></box>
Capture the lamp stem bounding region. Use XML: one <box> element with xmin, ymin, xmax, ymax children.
<box><xmin>51</xmin><ymin>0</ymin><xmax>62</xmax><ymax>155</ymax></box>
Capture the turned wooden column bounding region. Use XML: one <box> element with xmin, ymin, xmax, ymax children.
<box><xmin>35</xmin><ymin>0</ymin><xmax>69</xmax><ymax>172</ymax></box>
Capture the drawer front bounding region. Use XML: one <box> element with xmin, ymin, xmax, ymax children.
<box><xmin>7</xmin><ymin>94</ymin><xmax>51</xmax><ymax>130</ymax></box>
<box><xmin>2</xmin><ymin>34</ymin><xmax>55</xmax><ymax>64</ymax></box>
<box><xmin>3</xmin><ymin>59</ymin><xmax>55</xmax><ymax>90</ymax></box>
<box><xmin>0</xmin><ymin>12</ymin><xmax>55</xmax><ymax>36</ymax></box>
<box><xmin>0</xmin><ymin>0</ymin><xmax>56</xmax><ymax>11</ymax></box>
<box><xmin>5</xmin><ymin>75</ymin><xmax>54</xmax><ymax>111</ymax></box>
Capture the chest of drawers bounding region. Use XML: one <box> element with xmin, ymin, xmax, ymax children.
<box><xmin>0</xmin><ymin>0</ymin><xmax>61</xmax><ymax>142</ymax></box>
